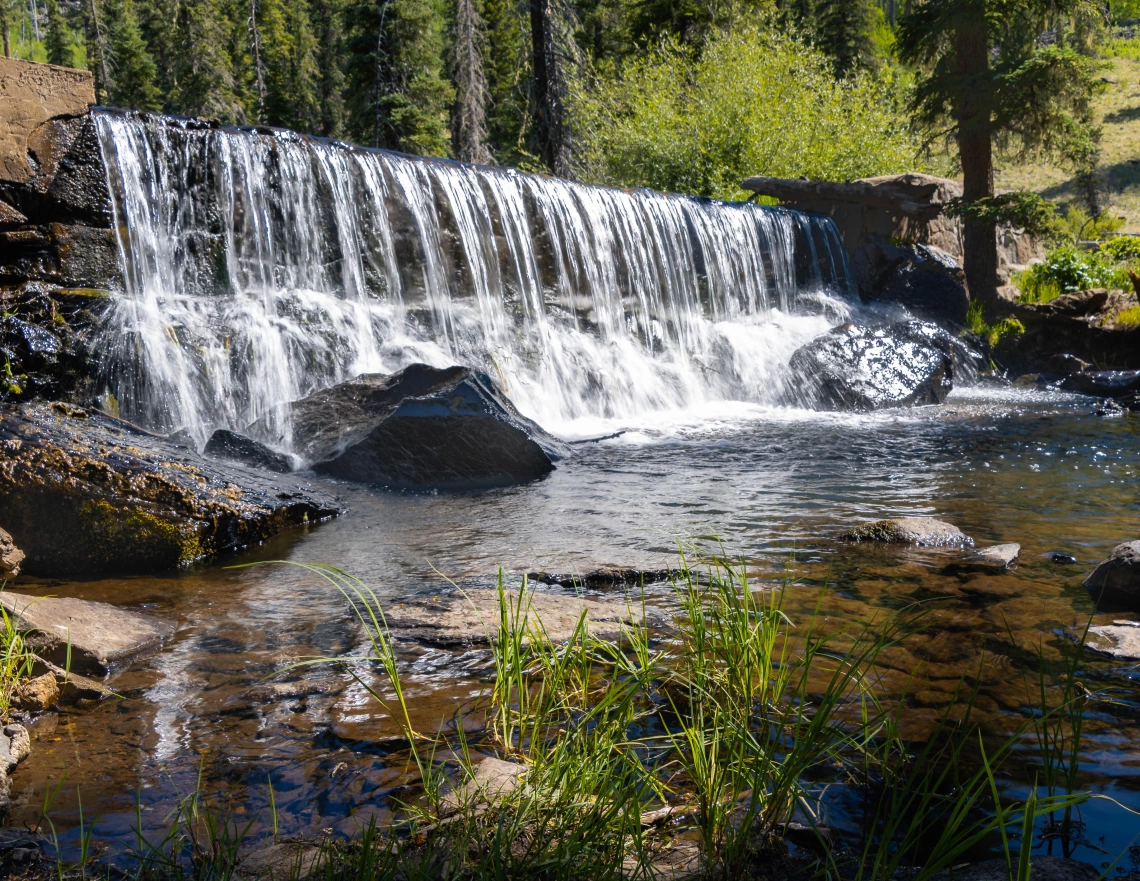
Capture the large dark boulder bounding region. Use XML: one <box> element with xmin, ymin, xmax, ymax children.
<box><xmin>786</xmin><ymin>321</ymin><xmax>974</xmax><ymax>411</ymax></box>
<box><xmin>251</xmin><ymin>364</ymin><xmax>568</xmax><ymax>489</ymax></box>
<box><xmin>0</xmin><ymin>402</ymin><xmax>341</xmax><ymax>577</ymax></box>
<box><xmin>1084</xmin><ymin>541</ymin><xmax>1140</xmax><ymax>612</ymax></box>
<box><xmin>853</xmin><ymin>236</ymin><xmax>969</xmax><ymax>326</ymax></box>
<box><xmin>204</xmin><ymin>428</ymin><xmax>293</xmax><ymax>474</ymax></box>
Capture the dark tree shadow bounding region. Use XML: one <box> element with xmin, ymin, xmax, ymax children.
<box><xmin>1104</xmin><ymin>105</ymin><xmax>1140</xmax><ymax>124</ymax></box>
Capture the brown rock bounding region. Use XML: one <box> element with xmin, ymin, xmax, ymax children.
<box><xmin>0</xmin><ymin>529</ymin><xmax>23</xmax><ymax>579</ymax></box>
<box><xmin>0</xmin><ymin>593</ymin><xmax>173</xmax><ymax>674</ymax></box>
<box><xmin>11</xmin><ymin>673</ymin><xmax>58</xmax><ymax>711</ymax></box>
<box><xmin>946</xmin><ymin>543</ymin><xmax>1020</xmax><ymax>574</ymax></box>
<box><xmin>0</xmin><ymin>402</ymin><xmax>341</xmax><ymax>576</ymax></box>
<box><xmin>0</xmin><ymin>58</ymin><xmax>94</xmax><ymax>186</ymax></box>
<box><xmin>1039</xmin><ymin>288</ymin><xmax>1109</xmax><ymax>317</ymax></box>
<box><xmin>238</xmin><ymin>842</ymin><xmax>320</xmax><ymax>880</ymax></box>
<box><xmin>439</xmin><ymin>757</ymin><xmax>526</xmax><ymax>818</ymax></box>
<box><xmin>842</xmin><ymin>516</ymin><xmax>974</xmax><ymax>548</ymax></box>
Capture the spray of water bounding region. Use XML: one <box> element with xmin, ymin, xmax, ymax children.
<box><xmin>94</xmin><ymin>110</ymin><xmax>854</xmax><ymax>448</ymax></box>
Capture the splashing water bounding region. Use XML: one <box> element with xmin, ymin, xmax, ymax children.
<box><xmin>93</xmin><ymin>110</ymin><xmax>854</xmax><ymax>447</ymax></box>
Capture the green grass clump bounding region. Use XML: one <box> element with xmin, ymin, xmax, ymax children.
<box><xmin>966</xmin><ymin>301</ymin><xmax>1026</xmax><ymax>347</ymax></box>
<box><xmin>1115</xmin><ymin>304</ymin><xmax>1140</xmax><ymax>326</ymax></box>
<box><xmin>0</xmin><ymin>595</ymin><xmax>35</xmax><ymax>717</ymax></box>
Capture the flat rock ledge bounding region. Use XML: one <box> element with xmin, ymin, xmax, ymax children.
<box><xmin>842</xmin><ymin>517</ymin><xmax>974</xmax><ymax>549</ymax></box>
<box><xmin>386</xmin><ymin>588</ymin><xmax>660</xmax><ymax>648</ymax></box>
<box><xmin>0</xmin><ymin>402</ymin><xmax>341</xmax><ymax>576</ymax></box>
<box><xmin>0</xmin><ymin>593</ymin><xmax>173</xmax><ymax>674</ymax></box>
<box><xmin>1085</xmin><ymin>622</ymin><xmax>1140</xmax><ymax>661</ymax></box>
<box><xmin>1083</xmin><ymin>540</ymin><xmax>1140</xmax><ymax>612</ymax></box>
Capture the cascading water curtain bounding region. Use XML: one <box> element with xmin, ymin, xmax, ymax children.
<box><xmin>94</xmin><ymin>110</ymin><xmax>855</xmax><ymax>448</ymax></box>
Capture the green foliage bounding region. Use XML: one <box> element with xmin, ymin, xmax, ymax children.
<box><xmin>1115</xmin><ymin>303</ymin><xmax>1140</xmax><ymax>325</ymax></box>
<box><xmin>344</xmin><ymin>0</ymin><xmax>454</xmax><ymax>155</ymax></box>
<box><xmin>965</xmin><ymin>300</ymin><xmax>1025</xmax><ymax>346</ymax></box>
<box><xmin>813</xmin><ymin>0</ymin><xmax>878</xmax><ymax>76</ymax></box>
<box><xmin>944</xmin><ymin>191</ymin><xmax>1065</xmax><ymax>241</ymax></box>
<box><xmin>44</xmin><ymin>0</ymin><xmax>76</xmax><ymax>66</ymax></box>
<box><xmin>103</xmin><ymin>0</ymin><xmax>160</xmax><ymax>111</ymax></box>
<box><xmin>1013</xmin><ymin>240</ymin><xmax>1140</xmax><ymax>303</ymax></box>
<box><xmin>257</xmin><ymin>0</ymin><xmax>322</xmax><ymax>131</ymax></box>
<box><xmin>573</xmin><ymin>26</ymin><xmax>921</xmax><ymax>199</ymax></box>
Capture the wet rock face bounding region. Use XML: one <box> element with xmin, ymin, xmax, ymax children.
<box><xmin>0</xmin><ymin>283</ymin><xmax>110</xmax><ymax>404</ymax></box>
<box><xmin>0</xmin><ymin>402</ymin><xmax>341</xmax><ymax>577</ymax></box>
<box><xmin>854</xmin><ymin>237</ymin><xmax>969</xmax><ymax>326</ymax></box>
<box><xmin>1084</xmin><ymin>541</ymin><xmax>1140</xmax><ymax>612</ymax></box>
<box><xmin>1059</xmin><ymin>370</ymin><xmax>1140</xmax><ymax>398</ymax></box>
<box><xmin>254</xmin><ymin>363</ymin><xmax>568</xmax><ymax>489</ymax></box>
<box><xmin>204</xmin><ymin>428</ymin><xmax>293</xmax><ymax>474</ymax></box>
<box><xmin>787</xmin><ymin>321</ymin><xmax>970</xmax><ymax>411</ymax></box>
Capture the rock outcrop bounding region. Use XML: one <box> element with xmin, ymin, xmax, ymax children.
<box><xmin>842</xmin><ymin>517</ymin><xmax>974</xmax><ymax>548</ymax></box>
<box><xmin>0</xmin><ymin>402</ymin><xmax>340</xmax><ymax>576</ymax></box>
<box><xmin>787</xmin><ymin>321</ymin><xmax>974</xmax><ymax>411</ymax></box>
<box><xmin>1084</xmin><ymin>541</ymin><xmax>1140</xmax><ymax>612</ymax></box>
<box><xmin>252</xmin><ymin>364</ymin><xmax>568</xmax><ymax>489</ymax></box>
<box><xmin>852</xmin><ymin>237</ymin><xmax>970</xmax><ymax>325</ymax></box>
<box><xmin>0</xmin><ymin>529</ymin><xmax>23</xmax><ymax>580</ymax></box>
<box><xmin>0</xmin><ymin>593</ymin><xmax>174</xmax><ymax>674</ymax></box>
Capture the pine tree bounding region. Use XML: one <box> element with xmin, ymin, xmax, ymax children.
<box><xmin>481</xmin><ymin>0</ymin><xmax>527</xmax><ymax>164</ymax></box>
<box><xmin>344</xmin><ymin>0</ymin><xmax>453</xmax><ymax>155</ymax></box>
<box><xmin>167</xmin><ymin>0</ymin><xmax>244</xmax><ymax>121</ymax></box>
<box><xmin>814</xmin><ymin>0</ymin><xmax>877</xmax><ymax>76</ymax></box>
<box><xmin>898</xmin><ymin>0</ymin><xmax>1104</xmax><ymax>309</ymax></box>
<box><xmin>45</xmin><ymin>0</ymin><xmax>73</xmax><ymax>65</ymax></box>
<box><xmin>451</xmin><ymin>0</ymin><xmax>491</xmax><ymax>163</ymax></box>
<box><xmin>255</xmin><ymin>0</ymin><xmax>321</xmax><ymax>129</ymax></box>
<box><xmin>104</xmin><ymin>0</ymin><xmax>161</xmax><ymax>109</ymax></box>
<box><xmin>308</xmin><ymin>0</ymin><xmax>346</xmax><ymax>136</ymax></box>
<box><xmin>85</xmin><ymin>0</ymin><xmax>113</xmax><ymax>101</ymax></box>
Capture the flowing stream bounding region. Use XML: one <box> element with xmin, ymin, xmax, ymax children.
<box><xmin>93</xmin><ymin>109</ymin><xmax>852</xmax><ymax>445</ymax></box>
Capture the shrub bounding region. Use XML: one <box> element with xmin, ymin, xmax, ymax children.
<box><xmin>966</xmin><ymin>300</ymin><xmax>1025</xmax><ymax>347</ymax></box>
<box><xmin>1015</xmin><ymin>238</ymin><xmax>1140</xmax><ymax>303</ymax></box>
<box><xmin>1115</xmin><ymin>304</ymin><xmax>1140</xmax><ymax>326</ymax></box>
<box><xmin>571</xmin><ymin>25</ymin><xmax>922</xmax><ymax>200</ymax></box>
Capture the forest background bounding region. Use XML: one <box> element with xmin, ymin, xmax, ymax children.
<box><xmin>1</xmin><ymin>0</ymin><xmax>1139</xmax><ymax>210</ymax></box>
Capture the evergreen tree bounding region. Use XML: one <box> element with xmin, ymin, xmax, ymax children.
<box><xmin>530</xmin><ymin>0</ymin><xmax>572</xmax><ymax>175</ymax></box>
<box><xmin>45</xmin><ymin>0</ymin><xmax>72</xmax><ymax>65</ymax></box>
<box><xmin>481</xmin><ymin>0</ymin><xmax>528</xmax><ymax>163</ymax></box>
<box><xmin>104</xmin><ymin>0</ymin><xmax>161</xmax><ymax>108</ymax></box>
<box><xmin>309</xmin><ymin>0</ymin><xmax>346</xmax><ymax>136</ymax></box>
<box><xmin>258</xmin><ymin>0</ymin><xmax>321</xmax><ymax>130</ymax></box>
<box><xmin>85</xmin><ymin>0</ymin><xmax>113</xmax><ymax>101</ymax></box>
<box><xmin>344</xmin><ymin>0</ymin><xmax>453</xmax><ymax>155</ymax></box>
<box><xmin>898</xmin><ymin>0</ymin><xmax>1104</xmax><ymax>309</ymax></box>
<box><xmin>451</xmin><ymin>0</ymin><xmax>491</xmax><ymax>162</ymax></box>
<box><xmin>167</xmin><ymin>0</ymin><xmax>244</xmax><ymax>121</ymax></box>
<box><xmin>814</xmin><ymin>0</ymin><xmax>878</xmax><ymax>76</ymax></box>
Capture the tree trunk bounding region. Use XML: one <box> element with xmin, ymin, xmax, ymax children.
<box><xmin>530</xmin><ymin>0</ymin><xmax>570</xmax><ymax>177</ymax></box>
<box><xmin>955</xmin><ymin>16</ymin><xmax>998</xmax><ymax>311</ymax></box>
<box><xmin>248</xmin><ymin>0</ymin><xmax>267</xmax><ymax>122</ymax></box>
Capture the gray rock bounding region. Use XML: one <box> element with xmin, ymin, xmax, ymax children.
<box><xmin>204</xmin><ymin>429</ymin><xmax>293</xmax><ymax>474</ymax></box>
<box><xmin>1085</xmin><ymin>622</ymin><xmax>1140</xmax><ymax>660</ymax></box>
<box><xmin>1084</xmin><ymin>541</ymin><xmax>1140</xmax><ymax>611</ymax></box>
<box><xmin>787</xmin><ymin>321</ymin><xmax>974</xmax><ymax>411</ymax></box>
<box><xmin>1060</xmin><ymin>370</ymin><xmax>1140</xmax><ymax>398</ymax></box>
<box><xmin>0</xmin><ymin>724</ymin><xmax>30</xmax><ymax>771</ymax></box>
<box><xmin>947</xmin><ymin>543</ymin><xmax>1020</xmax><ymax>574</ymax></box>
<box><xmin>935</xmin><ymin>856</ymin><xmax>1098</xmax><ymax>881</ymax></box>
<box><xmin>0</xmin><ymin>593</ymin><xmax>173</xmax><ymax>674</ymax></box>
<box><xmin>439</xmin><ymin>757</ymin><xmax>526</xmax><ymax>818</ymax></box>
<box><xmin>386</xmin><ymin>588</ymin><xmax>658</xmax><ymax>647</ymax></box>
<box><xmin>0</xmin><ymin>528</ymin><xmax>23</xmax><ymax>580</ymax></box>
<box><xmin>251</xmin><ymin>364</ymin><xmax>568</xmax><ymax>490</ymax></box>
<box><xmin>842</xmin><ymin>517</ymin><xmax>974</xmax><ymax>548</ymax></box>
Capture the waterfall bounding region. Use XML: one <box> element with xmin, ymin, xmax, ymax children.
<box><xmin>93</xmin><ymin>109</ymin><xmax>854</xmax><ymax>448</ymax></box>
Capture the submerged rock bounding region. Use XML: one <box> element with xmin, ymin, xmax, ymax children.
<box><xmin>1083</xmin><ymin>541</ymin><xmax>1140</xmax><ymax>612</ymax></box>
<box><xmin>934</xmin><ymin>856</ymin><xmax>1097</xmax><ymax>881</ymax></box>
<box><xmin>0</xmin><ymin>593</ymin><xmax>173</xmax><ymax>674</ymax></box>
<box><xmin>787</xmin><ymin>321</ymin><xmax>973</xmax><ymax>411</ymax></box>
<box><xmin>253</xmin><ymin>364</ymin><xmax>568</xmax><ymax>489</ymax></box>
<box><xmin>439</xmin><ymin>757</ymin><xmax>527</xmax><ymax>818</ymax></box>
<box><xmin>946</xmin><ymin>543</ymin><xmax>1020</xmax><ymax>574</ymax></box>
<box><xmin>386</xmin><ymin>588</ymin><xmax>658</xmax><ymax>647</ymax></box>
<box><xmin>1060</xmin><ymin>369</ymin><xmax>1140</xmax><ymax>398</ymax></box>
<box><xmin>0</xmin><ymin>528</ymin><xmax>24</xmax><ymax>580</ymax></box>
<box><xmin>0</xmin><ymin>402</ymin><xmax>341</xmax><ymax>576</ymax></box>
<box><xmin>528</xmin><ymin>566</ymin><xmax>679</xmax><ymax>590</ymax></box>
<box><xmin>842</xmin><ymin>516</ymin><xmax>974</xmax><ymax>548</ymax></box>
